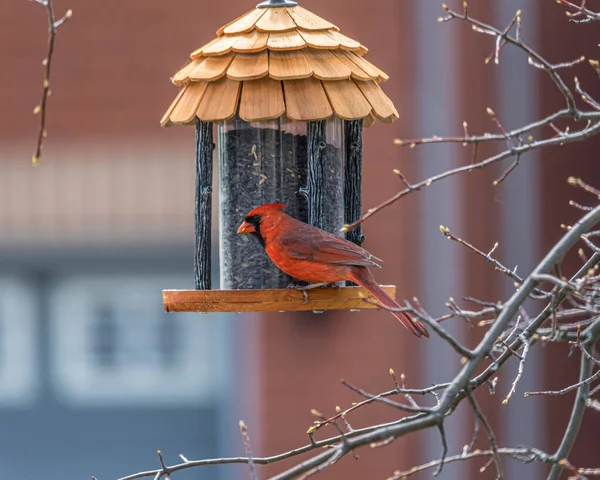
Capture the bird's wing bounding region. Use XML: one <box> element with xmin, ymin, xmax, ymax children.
<box><xmin>279</xmin><ymin>227</ymin><xmax>382</xmax><ymax>268</ymax></box>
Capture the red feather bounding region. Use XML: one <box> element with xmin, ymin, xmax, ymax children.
<box><xmin>238</xmin><ymin>203</ymin><xmax>429</xmax><ymax>338</ymax></box>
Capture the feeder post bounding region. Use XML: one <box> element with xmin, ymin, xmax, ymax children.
<box><xmin>343</xmin><ymin>119</ymin><xmax>364</xmax><ymax>287</ymax></box>
<box><xmin>343</xmin><ymin>119</ymin><xmax>365</xmax><ymax>247</ymax></box>
<box><xmin>194</xmin><ymin>118</ymin><xmax>214</xmax><ymax>290</ymax></box>
<box><xmin>306</xmin><ymin>120</ymin><xmax>328</xmax><ymax>231</ymax></box>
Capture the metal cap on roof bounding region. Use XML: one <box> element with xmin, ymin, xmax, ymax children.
<box><xmin>257</xmin><ymin>0</ymin><xmax>298</xmax><ymax>8</ymax></box>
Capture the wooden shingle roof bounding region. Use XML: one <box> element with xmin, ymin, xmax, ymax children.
<box><xmin>161</xmin><ymin>5</ymin><xmax>398</xmax><ymax>126</ymax></box>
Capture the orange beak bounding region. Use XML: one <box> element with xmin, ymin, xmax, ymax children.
<box><xmin>237</xmin><ymin>220</ymin><xmax>256</xmax><ymax>234</ymax></box>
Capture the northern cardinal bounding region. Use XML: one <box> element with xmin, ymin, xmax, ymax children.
<box><xmin>237</xmin><ymin>203</ymin><xmax>429</xmax><ymax>338</ymax></box>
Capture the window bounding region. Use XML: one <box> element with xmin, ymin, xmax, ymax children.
<box><xmin>48</xmin><ymin>275</ymin><xmax>232</xmax><ymax>407</ymax></box>
<box><xmin>0</xmin><ymin>277</ymin><xmax>39</xmax><ymax>408</ymax></box>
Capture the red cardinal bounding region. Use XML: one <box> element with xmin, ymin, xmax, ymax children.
<box><xmin>237</xmin><ymin>203</ymin><xmax>429</xmax><ymax>338</ymax></box>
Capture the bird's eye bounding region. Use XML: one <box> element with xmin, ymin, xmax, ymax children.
<box><xmin>246</xmin><ymin>215</ymin><xmax>260</xmax><ymax>225</ymax></box>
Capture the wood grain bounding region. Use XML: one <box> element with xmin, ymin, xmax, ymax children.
<box><xmin>298</xmin><ymin>30</ymin><xmax>340</xmax><ymax>49</ymax></box>
<box><xmin>305</xmin><ymin>49</ymin><xmax>351</xmax><ymax>80</ymax></box>
<box><xmin>322</xmin><ymin>79</ymin><xmax>372</xmax><ymax>120</ymax></box>
<box><xmin>196</xmin><ymin>77</ymin><xmax>241</xmax><ymax>122</ymax></box>
<box><xmin>227</xmin><ymin>51</ymin><xmax>269</xmax><ymax>81</ymax></box>
<box><xmin>341</xmin><ymin>51</ymin><xmax>389</xmax><ymax>81</ymax></box>
<box><xmin>160</xmin><ymin>86</ymin><xmax>187</xmax><ymax>127</ymax></box>
<box><xmin>267</xmin><ymin>31</ymin><xmax>306</xmax><ymax>51</ymax></box>
<box><xmin>285</xmin><ymin>6</ymin><xmax>338</xmax><ymax>31</ymax></box>
<box><xmin>343</xmin><ymin>119</ymin><xmax>365</xmax><ymax>251</ymax></box>
<box><xmin>363</xmin><ymin>113</ymin><xmax>376</xmax><ymax>128</ymax></box>
<box><xmin>355</xmin><ymin>45</ymin><xmax>369</xmax><ymax>56</ymax></box>
<box><xmin>189</xmin><ymin>53</ymin><xmax>234</xmax><ymax>81</ymax></box>
<box><xmin>173</xmin><ymin>59</ymin><xmax>203</xmax><ymax>85</ymax></box>
<box><xmin>232</xmin><ymin>30</ymin><xmax>269</xmax><ymax>53</ymax></box>
<box><xmin>283</xmin><ymin>78</ymin><xmax>332</xmax><ymax>121</ymax></box>
<box><xmin>306</xmin><ymin>119</ymin><xmax>328</xmax><ymax>231</ymax></box>
<box><xmin>355</xmin><ymin>79</ymin><xmax>399</xmax><ymax>122</ymax></box>
<box><xmin>269</xmin><ymin>50</ymin><xmax>312</xmax><ymax>80</ymax></box>
<box><xmin>201</xmin><ymin>34</ymin><xmax>240</xmax><ymax>56</ymax></box>
<box><xmin>239</xmin><ymin>77</ymin><xmax>285</xmax><ymax>121</ymax></box>
<box><xmin>255</xmin><ymin>7</ymin><xmax>296</xmax><ymax>33</ymax></box>
<box><xmin>169</xmin><ymin>82</ymin><xmax>209</xmax><ymax>124</ymax></box>
<box><xmin>330</xmin><ymin>50</ymin><xmax>374</xmax><ymax>81</ymax></box>
<box><xmin>220</xmin><ymin>8</ymin><xmax>266</xmax><ymax>36</ymax></box>
<box><xmin>325</xmin><ymin>30</ymin><xmax>363</xmax><ymax>51</ymax></box>
<box><xmin>190</xmin><ymin>37</ymin><xmax>220</xmax><ymax>59</ymax></box>
<box><xmin>163</xmin><ymin>285</ymin><xmax>398</xmax><ymax>313</ymax></box>
<box><xmin>194</xmin><ymin>119</ymin><xmax>213</xmax><ymax>290</ymax></box>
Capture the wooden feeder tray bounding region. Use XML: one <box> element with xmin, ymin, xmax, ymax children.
<box><xmin>163</xmin><ymin>285</ymin><xmax>397</xmax><ymax>313</ymax></box>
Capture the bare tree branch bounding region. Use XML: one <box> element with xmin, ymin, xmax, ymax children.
<box><xmin>31</xmin><ymin>0</ymin><xmax>72</xmax><ymax>165</ymax></box>
<box><xmin>239</xmin><ymin>421</ymin><xmax>258</xmax><ymax>480</ymax></box>
<box><xmin>547</xmin><ymin>321</ymin><xmax>600</xmax><ymax>480</ymax></box>
<box><xmin>344</xmin><ymin>3</ymin><xmax>600</xmax><ymax>232</ymax></box>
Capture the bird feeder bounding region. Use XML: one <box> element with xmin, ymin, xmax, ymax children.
<box><xmin>161</xmin><ymin>0</ymin><xmax>400</xmax><ymax>313</ymax></box>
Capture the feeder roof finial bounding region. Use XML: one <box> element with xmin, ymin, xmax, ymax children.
<box><xmin>257</xmin><ymin>0</ymin><xmax>298</xmax><ymax>8</ymax></box>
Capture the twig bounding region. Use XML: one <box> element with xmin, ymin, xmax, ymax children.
<box><xmin>466</xmin><ymin>391</ymin><xmax>503</xmax><ymax>479</ymax></box>
<box><xmin>502</xmin><ymin>334</ymin><xmax>531</xmax><ymax>404</ymax></box>
<box><xmin>443</xmin><ymin>7</ymin><xmax>577</xmax><ymax>110</ymax></box>
<box><xmin>556</xmin><ymin>0</ymin><xmax>600</xmax><ymax>23</ymax></box>
<box><xmin>347</xmin><ymin>116</ymin><xmax>600</xmax><ymax>231</ymax></box>
<box><xmin>547</xmin><ymin>333</ymin><xmax>598</xmax><ymax>480</ymax></box>
<box><xmin>295</xmin><ymin>449</ymin><xmax>344</xmax><ymax>480</ymax></box>
<box><xmin>525</xmin><ymin>322</ymin><xmax>600</xmax><ymax>396</ymax></box>
<box><xmin>525</xmin><ymin>370</ymin><xmax>600</xmax><ymax>397</ymax></box>
<box><xmin>465</xmin><ymin>404</ymin><xmax>480</xmax><ymax>454</ymax></box>
<box><xmin>31</xmin><ymin>0</ymin><xmax>72</xmax><ymax>164</ymax></box>
<box><xmin>239</xmin><ymin>421</ymin><xmax>258</xmax><ymax>480</ymax></box>
<box><xmin>568</xmin><ymin>176</ymin><xmax>600</xmax><ymax>199</ymax></box>
<box><xmin>396</xmin><ymin>370</ymin><xmax>420</xmax><ymax>409</ymax></box>
<box><xmin>408</xmin><ymin>304</ymin><xmax>475</xmax><ymax>358</ymax></box>
<box><xmin>471</xmin><ymin>251</ymin><xmax>600</xmax><ymax>390</ymax></box>
<box><xmin>340</xmin><ymin>380</ymin><xmax>431</xmax><ymax>414</ymax></box>
<box><xmin>497</xmin><ymin>337</ymin><xmax>523</xmax><ymax>360</ymax></box>
<box><xmin>433</xmin><ymin>423</ymin><xmax>448</xmax><ymax>477</ymax></box>
<box><xmin>390</xmin><ymin>447</ymin><xmax>553</xmax><ymax>478</ymax></box>
<box><xmin>344</xmin><ymin>2</ymin><xmax>600</xmax><ymax>231</ymax></box>
<box><xmin>439</xmin><ymin>225</ymin><xmax>548</xmax><ymax>297</ymax></box>
<box><xmin>115</xmin><ymin>417</ymin><xmax>415</xmax><ymax>480</ymax></box>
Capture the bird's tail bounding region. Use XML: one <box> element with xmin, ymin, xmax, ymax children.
<box><xmin>349</xmin><ymin>268</ymin><xmax>429</xmax><ymax>338</ymax></box>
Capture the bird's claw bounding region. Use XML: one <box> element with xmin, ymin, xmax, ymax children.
<box><xmin>301</xmin><ymin>290</ymin><xmax>309</xmax><ymax>304</ymax></box>
<box><xmin>287</xmin><ymin>282</ymin><xmax>341</xmax><ymax>304</ymax></box>
<box><xmin>287</xmin><ymin>283</ymin><xmax>311</xmax><ymax>304</ymax></box>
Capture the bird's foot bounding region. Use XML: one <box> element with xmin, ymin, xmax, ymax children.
<box><xmin>287</xmin><ymin>282</ymin><xmax>339</xmax><ymax>304</ymax></box>
<box><xmin>287</xmin><ymin>282</ymin><xmax>311</xmax><ymax>304</ymax></box>
<box><xmin>295</xmin><ymin>282</ymin><xmax>331</xmax><ymax>291</ymax></box>
<box><xmin>301</xmin><ymin>290</ymin><xmax>309</xmax><ymax>304</ymax></box>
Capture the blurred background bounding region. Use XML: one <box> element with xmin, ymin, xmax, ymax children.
<box><xmin>1</xmin><ymin>0</ymin><xmax>599</xmax><ymax>479</ymax></box>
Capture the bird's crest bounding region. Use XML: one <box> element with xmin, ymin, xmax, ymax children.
<box><xmin>246</xmin><ymin>203</ymin><xmax>286</xmax><ymax>217</ymax></box>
